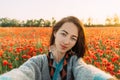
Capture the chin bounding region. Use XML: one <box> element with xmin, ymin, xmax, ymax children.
<box><xmin>59</xmin><ymin>50</ymin><xmax>67</xmax><ymax>54</ymax></box>
<box><xmin>58</xmin><ymin>47</ymin><xmax>68</xmax><ymax>54</ymax></box>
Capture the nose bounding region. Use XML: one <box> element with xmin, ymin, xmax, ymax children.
<box><xmin>63</xmin><ymin>37</ymin><xmax>70</xmax><ymax>45</ymax></box>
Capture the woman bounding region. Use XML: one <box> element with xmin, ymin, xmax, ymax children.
<box><xmin>0</xmin><ymin>16</ymin><xmax>117</xmax><ymax>80</ymax></box>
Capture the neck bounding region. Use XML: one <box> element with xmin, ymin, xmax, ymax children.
<box><xmin>55</xmin><ymin>52</ymin><xmax>65</xmax><ymax>62</ymax></box>
<box><xmin>50</xmin><ymin>45</ymin><xmax>66</xmax><ymax>62</ymax></box>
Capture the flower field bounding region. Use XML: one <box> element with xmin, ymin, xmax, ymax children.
<box><xmin>0</xmin><ymin>27</ymin><xmax>120</xmax><ymax>78</ymax></box>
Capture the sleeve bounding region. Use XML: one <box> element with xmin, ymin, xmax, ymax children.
<box><xmin>0</xmin><ymin>55</ymin><xmax>43</xmax><ymax>80</ymax></box>
<box><xmin>73</xmin><ymin>58</ymin><xmax>114</xmax><ymax>80</ymax></box>
<box><xmin>0</xmin><ymin>76</ymin><xmax>12</xmax><ymax>80</ymax></box>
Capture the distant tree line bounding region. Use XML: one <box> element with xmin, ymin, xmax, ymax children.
<box><xmin>0</xmin><ymin>17</ymin><xmax>56</xmax><ymax>27</ymax></box>
<box><xmin>0</xmin><ymin>14</ymin><xmax>120</xmax><ymax>27</ymax></box>
<box><xmin>85</xmin><ymin>14</ymin><xmax>120</xmax><ymax>27</ymax></box>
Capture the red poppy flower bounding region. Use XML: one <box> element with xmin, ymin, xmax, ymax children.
<box><xmin>3</xmin><ymin>60</ymin><xmax>9</xmax><ymax>66</ymax></box>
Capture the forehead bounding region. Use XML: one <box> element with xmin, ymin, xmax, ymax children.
<box><xmin>59</xmin><ymin>22</ymin><xmax>78</xmax><ymax>35</ymax></box>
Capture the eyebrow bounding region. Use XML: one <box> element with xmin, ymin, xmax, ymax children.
<box><xmin>61</xmin><ymin>30</ymin><xmax>78</xmax><ymax>38</ymax></box>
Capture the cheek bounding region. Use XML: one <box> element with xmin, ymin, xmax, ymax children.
<box><xmin>55</xmin><ymin>34</ymin><xmax>64</xmax><ymax>41</ymax></box>
<box><xmin>71</xmin><ymin>42</ymin><xmax>76</xmax><ymax>47</ymax></box>
<box><xmin>54</xmin><ymin>35</ymin><xmax>62</xmax><ymax>44</ymax></box>
<box><xmin>70</xmin><ymin>41</ymin><xmax>77</xmax><ymax>47</ymax></box>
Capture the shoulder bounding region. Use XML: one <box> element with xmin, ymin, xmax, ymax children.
<box><xmin>70</xmin><ymin>55</ymin><xmax>86</xmax><ymax>66</ymax></box>
<box><xmin>28</xmin><ymin>54</ymin><xmax>47</xmax><ymax>64</ymax></box>
<box><xmin>18</xmin><ymin>54</ymin><xmax>48</xmax><ymax>71</ymax></box>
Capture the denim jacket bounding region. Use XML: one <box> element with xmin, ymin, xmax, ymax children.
<box><xmin>0</xmin><ymin>54</ymin><xmax>113</xmax><ymax>80</ymax></box>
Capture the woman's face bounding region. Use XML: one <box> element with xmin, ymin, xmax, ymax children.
<box><xmin>54</xmin><ymin>22</ymin><xmax>78</xmax><ymax>54</ymax></box>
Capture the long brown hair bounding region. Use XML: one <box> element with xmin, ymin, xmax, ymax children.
<box><xmin>50</xmin><ymin>16</ymin><xmax>87</xmax><ymax>58</ymax></box>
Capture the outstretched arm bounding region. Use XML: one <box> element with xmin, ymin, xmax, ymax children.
<box><xmin>73</xmin><ymin>58</ymin><xmax>116</xmax><ymax>80</ymax></box>
<box><xmin>0</xmin><ymin>55</ymin><xmax>43</xmax><ymax>80</ymax></box>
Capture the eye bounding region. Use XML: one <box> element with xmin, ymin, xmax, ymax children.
<box><xmin>61</xmin><ymin>32</ymin><xmax>66</xmax><ymax>37</ymax></box>
<box><xmin>71</xmin><ymin>37</ymin><xmax>77</xmax><ymax>41</ymax></box>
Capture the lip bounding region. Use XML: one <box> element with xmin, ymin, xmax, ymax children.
<box><xmin>60</xmin><ymin>44</ymin><xmax>68</xmax><ymax>49</ymax></box>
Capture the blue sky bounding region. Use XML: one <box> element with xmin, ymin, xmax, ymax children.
<box><xmin>0</xmin><ymin>0</ymin><xmax>120</xmax><ymax>24</ymax></box>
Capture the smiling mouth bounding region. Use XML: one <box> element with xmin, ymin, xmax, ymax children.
<box><xmin>60</xmin><ymin>44</ymin><xmax>68</xmax><ymax>50</ymax></box>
